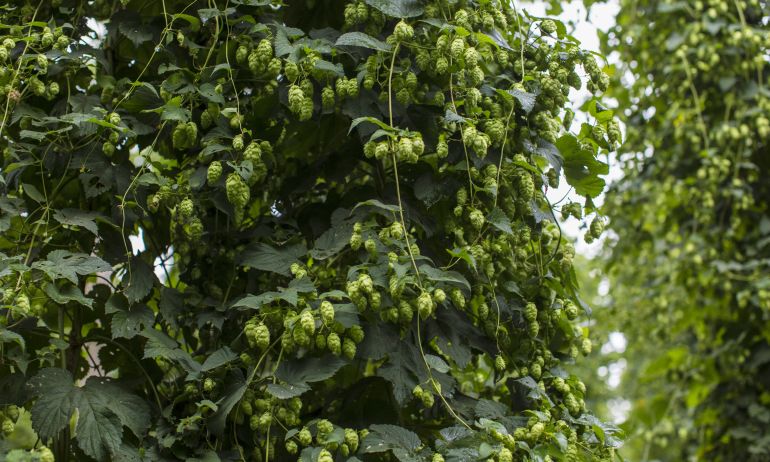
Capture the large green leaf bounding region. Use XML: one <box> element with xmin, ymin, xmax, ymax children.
<box><xmin>556</xmin><ymin>134</ymin><xmax>608</xmax><ymax>198</ymax></box>
<box><xmin>32</xmin><ymin>250</ymin><xmax>111</xmax><ymax>284</ymax></box>
<box><xmin>275</xmin><ymin>355</ymin><xmax>347</xmax><ymax>385</ymax></box>
<box><xmin>364</xmin><ymin>0</ymin><xmax>424</xmax><ymax>17</ymax></box>
<box><xmin>209</xmin><ymin>371</ymin><xmax>247</xmax><ymax>435</ymax></box>
<box><xmin>364</xmin><ymin>424</ymin><xmax>425</xmax><ymax>462</ymax></box>
<box><xmin>336</xmin><ymin>32</ymin><xmax>392</xmax><ymax>51</ymax></box>
<box><xmin>28</xmin><ymin>368</ymin><xmax>149</xmax><ymax>461</ymax></box>
<box><xmin>44</xmin><ymin>283</ymin><xmax>93</xmax><ymax>309</ymax></box>
<box><xmin>52</xmin><ymin>209</ymin><xmax>103</xmax><ymax>235</ymax></box>
<box><xmin>237</xmin><ymin>243</ymin><xmax>307</xmax><ymax>276</ymax></box>
<box><xmin>122</xmin><ymin>257</ymin><xmax>158</xmax><ymax>304</ymax></box>
<box><xmin>232</xmin><ymin>277</ymin><xmax>316</xmax><ymax>309</ymax></box>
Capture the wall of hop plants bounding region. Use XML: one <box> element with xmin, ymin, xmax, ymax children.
<box><xmin>0</xmin><ymin>0</ymin><xmax>623</xmax><ymax>461</ymax></box>
<box><xmin>593</xmin><ymin>0</ymin><xmax>770</xmax><ymax>460</ymax></box>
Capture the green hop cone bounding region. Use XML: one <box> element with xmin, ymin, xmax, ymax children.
<box><xmin>300</xmin><ymin>310</ymin><xmax>315</xmax><ymax>335</ymax></box>
<box><xmin>327</xmin><ymin>332</ymin><xmax>341</xmax><ymax>356</ymax></box>
<box><xmin>15</xmin><ymin>294</ymin><xmax>30</xmax><ymax>314</ymax></box>
<box><xmin>421</xmin><ymin>390</ymin><xmax>434</xmax><ymax>408</ymax></box>
<box><xmin>207</xmin><ymin>161</ymin><xmax>223</xmax><ymax>184</ymax></box>
<box><xmin>344</xmin><ymin>428</ymin><xmax>359</xmax><ymax>451</ymax></box>
<box><xmin>494</xmin><ymin>355</ymin><xmax>506</xmax><ymax>372</ymax></box>
<box><xmin>288</xmin><ymin>85</ymin><xmax>305</xmax><ymax>114</ymax></box>
<box><xmin>350</xmin><ymin>232</ymin><xmax>363</xmax><ymax>250</ymax></box>
<box><xmin>433</xmin><ymin>288</ymin><xmax>446</xmax><ymax>304</ymax></box>
<box><xmin>450</xmin><ymin>38</ymin><xmax>464</xmax><ymax>59</ymax></box>
<box><xmin>417</xmin><ymin>291</ymin><xmax>434</xmax><ymax>320</ymax></box>
<box><xmin>39</xmin><ymin>448</ymin><xmax>54</xmax><ymax>462</ymax></box>
<box><xmin>318</xmin><ymin>449</ymin><xmax>333</xmax><ymax>462</ymax></box>
<box><xmin>317</xmin><ymin>419</ymin><xmax>333</xmax><ymax>436</ymax></box>
<box><xmin>581</xmin><ymin>337</ymin><xmax>592</xmax><ymax>356</ymax></box>
<box><xmin>236</xmin><ymin>45</ymin><xmax>249</xmax><ymax>64</ymax></box>
<box><xmin>179</xmin><ymin>198</ymin><xmax>194</xmax><ymax>218</ymax></box>
<box><xmin>232</xmin><ymin>134</ymin><xmax>245</xmax><ymax>151</ymax></box>
<box><xmin>108</xmin><ymin>112</ymin><xmax>121</xmax><ymax>126</ymax></box>
<box><xmin>524</xmin><ymin>302</ymin><xmax>538</xmax><ymax>322</ymax></box>
<box><xmin>298</xmin><ymin>427</ymin><xmax>312</xmax><ymax>446</ymax></box>
<box><xmin>225</xmin><ymin>172</ymin><xmax>250</xmax><ymax>224</ymax></box>
<box><xmin>2</xmin><ymin>419</ymin><xmax>14</xmax><ymax>435</ymax></box>
<box><xmin>319</xmin><ymin>300</ymin><xmax>335</xmax><ymax>324</ymax></box>
<box><xmin>540</xmin><ymin>19</ymin><xmax>557</xmax><ymax>35</ymax></box>
<box><xmin>435</xmin><ymin>56</ymin><xmax>449</xmax><ymax>75</ymax></box>
<box><xmin>244</xmin><ymin>142</ymin><xmax>262</xmax><ymax>163</ymax></box>
<box><xmin>394</xmin><ymin>20</ymin><xmax>414</xmax><ymax>41</ymax></box>
<box><xmin>399</xmin><ymin>301</ymin><xmax>414</xmax><ymax>323</ymax></box>
<box><xmin>102</xmin><ymin>141</ymin><xmax>115</xmax><ymax>157</ymax></box>
<box><xmin>342</xmin><ymin>337</ymin><xmax>356</xmax><ymax>359</ymax></box>
<box><xmin>322</xmin><ymin>85</ymin><xmax>335</xmax><ymax>110</ymax></box>
<box><xmin>254</xmin><ymin>323</ymin><xmax>270</xmax><ymax>350</ymax></box>
<box><xmin>589</xmin><ymin>216</ymin><xmax>605</xmax><ymax>239</ymax></box>
<box><xmin>436</xmin><ymin>138</ymin><xmax>449</xmax><ymax>158</ymax></box>
<box><xmin>468</xmin><ymin>208</ymin><xmax>485</xmax><ymax>230</ymax></box>
<box><xmin>463</xmin><ymin>47</ymin><xmax>479</xmax><ymax>67</ymax></box>
<box><xmin>374</xmin><ymin>142</ymin><xmax>390</xmax><ymax>159</ymax></box>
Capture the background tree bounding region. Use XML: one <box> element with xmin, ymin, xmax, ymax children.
<box><xmin>599</xmin><ymin>0</ymin><xmax>770</xmax><ymax>460</ymax></box>
<box><xmin>0</xmin><ymin>1</ymin><xmax>620</xmax><ymax>461</ymax></box>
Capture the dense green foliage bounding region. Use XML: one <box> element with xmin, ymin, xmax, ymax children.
<box><xmin>600</xmin><ymin>0</ymin><xmax>770</xmax><ymax>460</ymax></box>
<box><xmin>0</xmin><ymin>1</ymin><xmax>621</xmax><ymax>461</ymax></box>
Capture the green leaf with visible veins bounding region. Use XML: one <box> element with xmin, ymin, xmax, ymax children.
<box><xmin>52</xmin><ymin>208</ymin><xmax>103</xmax><ymax>235</ymax></box>
<box><xmin>32</xmin><ymin>250</ymin><xmax>112</xmax><ymax>284</ymax></box>
<box><xmin>364</xmin><ymin>0</ymin><xmax>424</xmax><ymax>18</ymax></box>
<box><xmin>336</xmin><ymin>32</ymin><xmax>392</xmax><ymax>51</ymax></box>
<box><xmin>365</xmin><ymin>424</ymin><xmax>424</xmax><ymax>462</ymax></box>
<box><xmin>556</xmin><ymin>134</ymin><xmax>608</xmax><ymax>198</ymax></box>
<box><xmin>28</xmin><ymin>368</ymin><xmax>149</xmax><ymax>461</ymax></box>
<box><xmin>237</xmin><ymin>243</ymin><xmax>307</xmax><ymax>276</ymax></box>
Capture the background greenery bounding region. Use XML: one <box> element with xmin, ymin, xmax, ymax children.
<box><xmin>581</xmin><ymin>0</ymin><xmax>770</xmax><ymax>461</ymax></box>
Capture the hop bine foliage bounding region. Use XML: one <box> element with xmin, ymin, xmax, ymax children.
<box><xmin>0</xmin><ymin>1</ymin><xmax>619</xmax><ymax>461</ymax></box>
<box><xmin>597</xmin><ymin>0</ymin><xmax>770</xmax><ymax>460</ymax></box>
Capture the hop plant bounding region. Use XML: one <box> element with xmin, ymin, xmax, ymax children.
<box><xmin>0</xmin><ymin>4</ymin><xmax>620</xmax><ymax>461</ymax></box>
